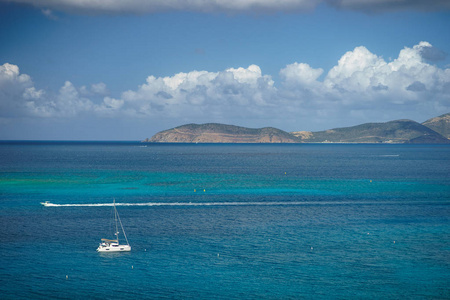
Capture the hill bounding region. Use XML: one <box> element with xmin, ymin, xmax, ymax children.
<box><xmin>422</xmin><ymin>113</ymin><xmax>450</xmax><ymax>139</ymax></box>
<box><xmin>145</xmin><ymin>123</ymin><xmax>301</xmax><ymax>143</ymax></box>
<box><xmin>292</xmin><ymin>119</ymin><xmax>449</xmax><ymax>143</ymax></box>
<box><xmin>146</xmin><ymin>113</ymin><xmax>450</xmax><ymax>144</ymax></box>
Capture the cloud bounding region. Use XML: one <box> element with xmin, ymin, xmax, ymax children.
<box><xmin>319</xmin><ymin>41</ymin><xmax>450</xmax><ymax>101</ymax></box>
<box><xmin>0</xmin><ymin>63</ymin><xmax>44</xmax><ymax>117</ymax></box>
<box><xmin>79</xmin><ymin>82</ymin><xmax>109</xmax><ymax>97</ymax></box>
<box><xmin>91</xmin><ymin>82</ymin><xmax>109</xmax><ymax>95</ymax></box>
<box><xmin>280</xmin><ymin>63</ymin><xmax>324</xmax><ymax>86</ymax></box>
<box><xmin>98</xmin><ymin>96</ymin><xmax>124</xmax><ymax>116</ymax></box>
<box><xmin>23</xmin><ymin>87</ymin><xmax>45</xmax><ymax>99</ymax></box>
<box><xmin>276</xmin><ymin>42</ymin><xmax>450</xmax><ymax>125</ymax></box>
<box><xmin>418</xmin><ymin>44</ymin><xmax>447</xmax><ymax>62</ymax></box>
<box><xmin>324</xmin><ymin>45</ymin><xmax>386</xmax><ymax>92</ymax></box>
<box><xmin>406</xmin><ymin>81</ymin><xmax>427</xmax><ymax>92</ymax></box>
<box><xmin>8</xmin><ymin>0</ymin><xmax>450</xmax><ymax>15</ymax></box>
<box><xmin>41</xmin><ymin>8</ymin><xmax>58</xmax><ymax>20</ymax></box>
<box><xmin>118</xmin><ymin>64</ymin><xmax>276</xmax><ymax>118</ymax></box>
<box><xmin>25</xmin><ymin>81</ymin><xmax>95</xmax><ymax>117</ymax></box>
<box><xmin>10</xmin><ymin>0</ymin><xmax>319</xmax><ymax>15</ymax></box>
<box><xmin>326</xmin><ymin>0</ymin><xmax>450</xmax><ymax>13</ymax></box>
<box><xmin>0</xmin><ymin>63</ymin><xmax>97</xmax><ymax>118</ymax></box>
<box><xmin>2</xmin><ymin>41</ymin><xmax>450</xmax><ymax>133</ymax></box>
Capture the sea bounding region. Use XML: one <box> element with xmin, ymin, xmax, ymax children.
<box><xmin>0</xmin><ymin>142</ymin><xmax>449</xmax><ymax>299</ymax></box>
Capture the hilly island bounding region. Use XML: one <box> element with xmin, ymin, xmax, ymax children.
<box><xmin>144</xmin><ymin>113</ymin><xmax>450</xmax><ymax>144</ymax></box>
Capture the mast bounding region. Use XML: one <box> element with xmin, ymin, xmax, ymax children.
<box><xmin>114</xmin><ymin>199</ymin><xmax>119</xmax><ymax>243</ymax></box>
<box><xmin>112</xmin><ymin>199</ymin><xmax>130</xmax><ymax>246</ymax></box>
<box><xmin>116</xmin><ymin>204</ymin><xmax>130</xmax><ymax>246</ymax></box>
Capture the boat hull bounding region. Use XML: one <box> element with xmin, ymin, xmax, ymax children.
<box><xmin>97</xmin><ymin>244</ymin><xmax>131</xmax><ymax>252</ymax></box>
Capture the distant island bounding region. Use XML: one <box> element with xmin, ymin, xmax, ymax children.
<box><xmin>144</xmin><ymin>113</ymin><xmax>450</xmax><ymax>144</ymax></box>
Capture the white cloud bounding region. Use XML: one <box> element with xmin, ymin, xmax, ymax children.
<box><xmin>0</xmin><ymin>63</ymin><xmax>44</xmax><ymax>117</ymax></box>
<box><xmin>0</xmin><ymin>63</ymin><xmax>31</xmax><ymax>86</ymax></box>
<box><xmin>276</xmin><ymin>42</ymin><xmax>450</xmax><ymax>126</ymax></box>
<box><xmin>226</xmin><ymin>65</ymin><xmax>265</xmax><ymax>86</ymax></box>
<box><xmin>95</xmin><ymin>96</ymin><xmax>124</xmax><ymax>116</ymax></box>
<box><xmin>25</xmin><ymin>81</ymin><xmax>95</xmax><ymax>117</ymax></box>
<box><xmin>0</xmin><ymin>63</ymin><xmax>96</xmax><ymax>118</ymax></box>
<box><xmin>7</xmin><ymin>0</ymin><xmax>449</xmax><ymax>14</ymax></box>
<box><xmin>102</xmin><ymin>97</ymin><xmax>123</xmax><ymax>109</ymax></box>
<box><xmin>280</xmin><ymin>62</ymin><xmax>324</xmax><ymax>86</ymax></box>
<box><xmin>1</xmin><ymin>42</ymin><xmax>449</xmax><ymax>133</ymax></box>
<box><xmin>316</xmin><ymin>41</ymin><xmax>450</xmax><ymax>103</ymax></box>
<box><xmin>23</xmin><ymin>87</ymin><xmax>45</xmax><ymax>99</ymax></box>
<box><xmin>324</xmin><ymin>46</ymin><xmax>387</xmax><ymax>92</ymax></box>
<box><xmin>109</xmin><ymin>42</ymin><xmax>449</xmax><ymax>127</ymax></box>
<box><xmin>91</xmin><ymin>82</ymin><xmax>109</xmax><ymax>95</ymax></box>
<box><xmin>55</xmin><ymin>81</ymin><xmax>94</xmax><ymax>116</ymax></box>
<box><xmin>118</xmin><ymin>65</ymin><xmax>276</xmax><ymax>118</ymax></box>
<box><xmin>79</xmin><ymin>82</ymin><xmax>109</xmax><ymax>96</ymax></box>
<box><xmin>276</xmin><ymin>43</ymin><xmax>450</xmax><ymax>125</ymax></box>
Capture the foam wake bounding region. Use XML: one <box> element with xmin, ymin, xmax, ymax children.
<box><xmin>41</xmin><ymin>200</ymin><xmax>394</xmax><ymax>207</ymax></box>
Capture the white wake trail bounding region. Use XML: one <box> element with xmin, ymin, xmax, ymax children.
<box><xmin>40</xmin><ymin>200</ymin><xmax>401</xmax><ymax>207</ymax></box>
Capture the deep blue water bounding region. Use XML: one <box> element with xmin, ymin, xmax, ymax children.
<box><xmin>1</xmin><ymin>142</ymin><xmax>449</xmax><ymax>299</ymax></box>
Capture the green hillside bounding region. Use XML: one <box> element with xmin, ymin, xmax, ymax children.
<box><xmin>422</xmin><ymin>113</ymin><xmax>450</xmax><ymax>139</ymax></box>
<box><xmin>146</xmin><ymin>114</ymin><xmax>450</xmax><ymax>144</ymax></box>
<box><xmin>302</xmin><ymin>119</ymin><xmax>448</xmax><ymax>143</ymax></box>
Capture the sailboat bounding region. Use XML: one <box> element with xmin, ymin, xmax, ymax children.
<box><xmin>96</xmin><ymin>199</ymin><xmax>131</xmax><ymax>252</ymax></box>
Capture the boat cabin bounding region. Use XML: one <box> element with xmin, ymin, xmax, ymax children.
<box><xmin>100</xmin><ymin>238</ymin><xmax>118</xmax><ymax>247</ymax></box>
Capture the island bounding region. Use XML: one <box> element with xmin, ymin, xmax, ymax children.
<box><xmin>145</xmin><ymin>123</ymin><xmax>301</xmax><ymax>143</ymax></box>
<box><xmin>144</xmin><ymin>113</ymin><xmax>450</xmax><ymax>144</ymax></box>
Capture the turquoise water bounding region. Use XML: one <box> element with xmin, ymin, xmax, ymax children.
<box><xmin>1</xmin><ymin>142</ymin><xmax>449</xmax><ymax>298</ymax></box>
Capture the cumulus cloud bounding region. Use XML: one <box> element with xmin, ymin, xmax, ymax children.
<box><xmin>0</xmin><ymin>63</ymin><xmax>96</xmax><ymax>118</ymax></box>
<box><xmin>280</xmin><ymin>62</ymin><xmax>324</xmax><ymax>86</ymax></box>
<box><xmin>6</xmin><ymin>0</ymin><xmax>449</xmax><ymax>15</ymax></box>
<box><xmin>0</xmin><ymin>63</ymin><xmax>44</xmax><ymax>117</ymax></box>
<box><xmin>25</xmin><ymin>81</ymin><xmax>95</xmax><ymax>117</ymax></box>
<box><xmin>91</xmin><ymin>82</ymin><xmax>109</xmax><ymax>95</ymax></box>
<box><xmin>23</xmin><ymin>87</ymin><xmax>45</xmax><ymax>100</ymax></box>
<box><xmin>406</xmin><ymin>81</ymin><xmax>427</xmax><ymax>92</ymax></box>
<box><xmin>276</xmin><ymin>41</ymin><xmax>450</xmax><ymax>125</ymax></box>
<box><xmin>321</xmin><ymin>41</ymin><xmax>449</xmax><ymax>102</ymax></box>
<box><xmin>1</xmin><ymin>41</ymin><xmax>450</xmax><ymax>132</ymax></box>
<box><xmin>119</xmin><ymin>64</ymin><xmax>276</xmax><ymax>118</ymax></box>
<box><xmin>418</xmin><ymin>44</ymin><xmax>447</xmax><ymax>62</ymax></box>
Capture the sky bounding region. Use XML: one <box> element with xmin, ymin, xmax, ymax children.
<box><xmin>1</xmin><ymin>0</ymin><xmax>449</xmax><ymax>140</ymax></box>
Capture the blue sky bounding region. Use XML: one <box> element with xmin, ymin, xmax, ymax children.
<box><xmin>1</xmin><ymin>0</ymin><xmax>449</xmax><ymax>140</ymax></box>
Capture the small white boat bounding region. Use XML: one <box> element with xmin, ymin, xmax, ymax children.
<box><xmin>97</xmin><ymin>199</ymin><xmax>131</xmax><ymax>252</ymax></box>
<box><xmin>40</xmin><ymin>201</ymin><xmax>53</xmax><ymax>206</ymax></box>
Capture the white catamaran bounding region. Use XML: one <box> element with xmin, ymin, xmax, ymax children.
<box><xmin>96</xmin><ymin>200</ymin><xmax>131</xmax><ymax>252</ymax></box>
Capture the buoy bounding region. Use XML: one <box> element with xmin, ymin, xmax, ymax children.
<box><xmin>311</xmin><ymin>247</ymin><xmax>313</xmax><ymax>250</ymax></box>
<box><xmin>66</xmin><ymin>275</ymin><xmax>68</xmax><ymax>280</ymax></box>
<box><xmin>285</xmin><ymin>172</ymin><xmax>286</xmax><ymax>175</ymax></box>
<box><xmin>370</xmin><ymin>180</ymin><xmax>372</xmax><ymax>183</ymax></box>
<box><xmin>145</xmin><ymin>249</ymin><xmax>146</xmax><ymax>251</ymax></box>
<box><xmin>203</xmin><ymin>189</ymin><xmax>206</xmax><ymax>192</ymax></box>
<box><xmin>217</xmin><ymin>253</ymin><xmax>220</xmax><ymax>257</ymax></box>
<box><xmin>194</xmin><ymin>189</ymin><xmax>196</xmax><ymax>192</ymax></box>
<box><xmin>132</xmin><ymin>265</ymin><xmax>134</xmax><ymax>269</ymax></box>
<box><xmin>393</xmin><ymin>241</ymin><xmax>396</xmax><ymax>244</ymax></box>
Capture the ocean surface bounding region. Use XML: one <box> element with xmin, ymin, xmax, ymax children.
<box><xmin>1</xmin><ymin>142</ymin><xmax>449</xmax><ymax>299</ymax></box>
